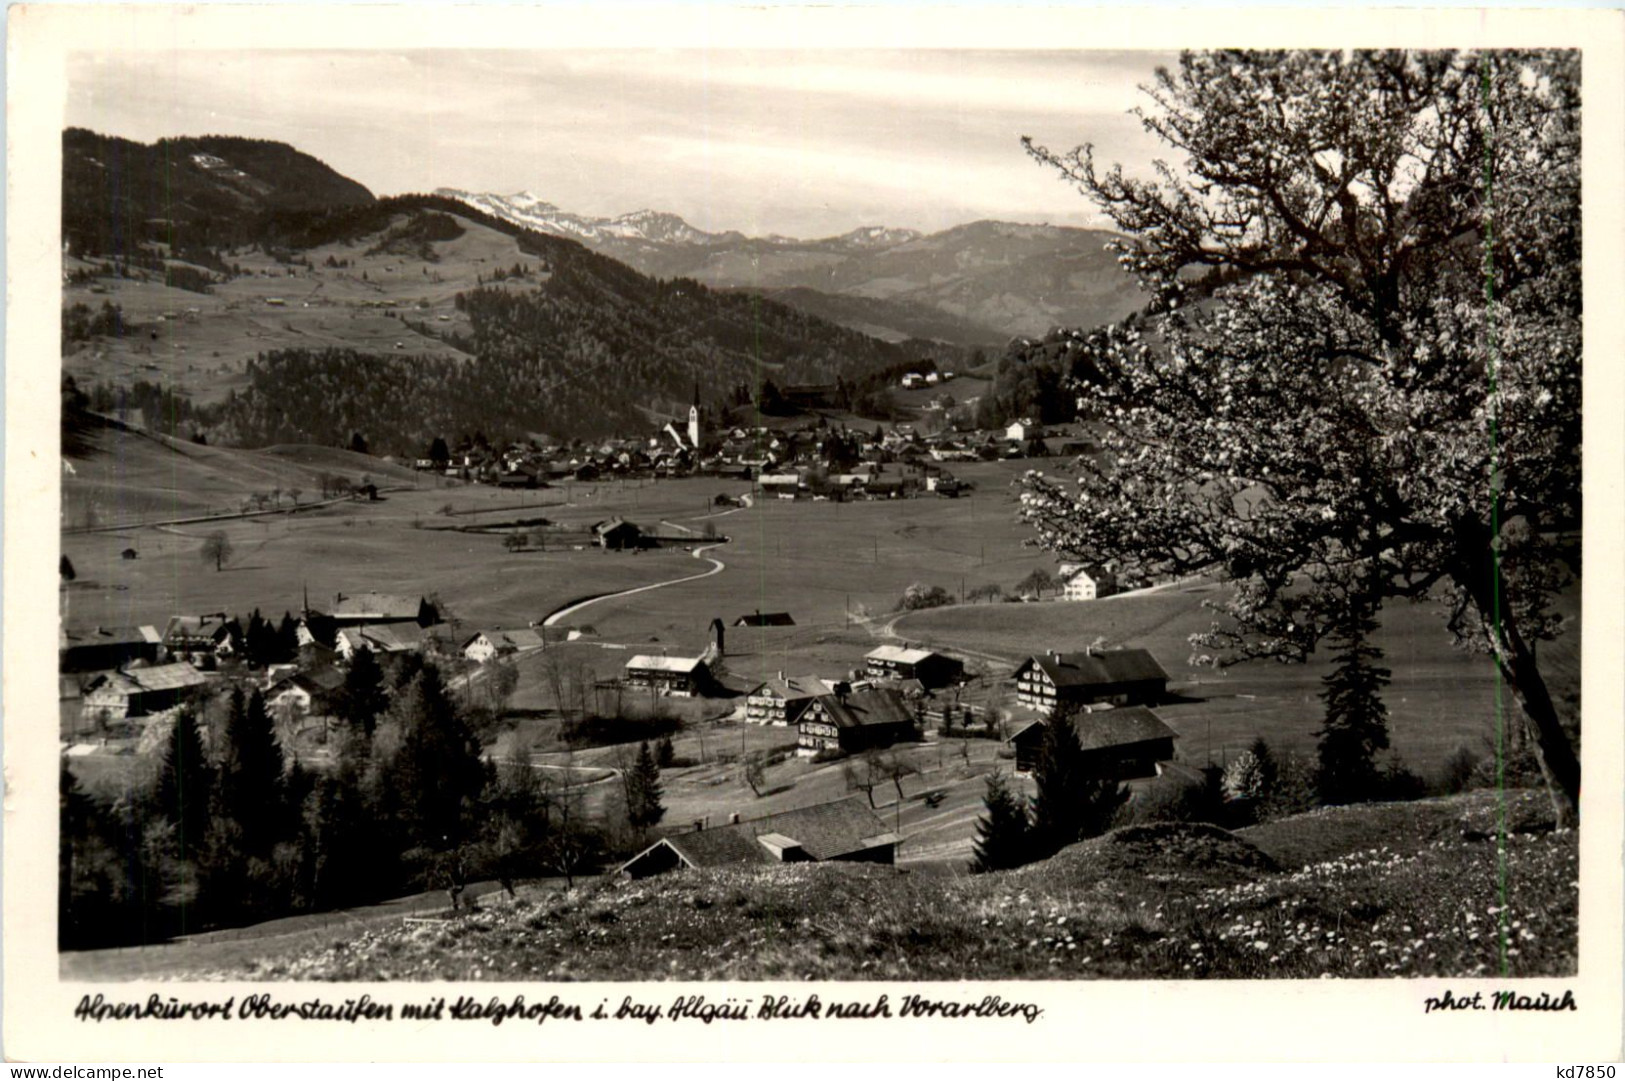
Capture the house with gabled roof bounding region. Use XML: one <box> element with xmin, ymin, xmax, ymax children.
<box><xmin>267</xmin><ymin>667</ymin><xmax>345</xmax><ymax>721</ymax></box>
<box><xmin>59</xmin><ymin>624</ymin><xmax>163</xmax><ymax>673</ymax></box>
<box><xmin>463</xmin><ymin>627</ymin><xmax>545</xmax><ymax>664</ymax></box>
<box><xmin>330</xmin><ymin>592</ymin><xmax>435</xmax><ymax>627</ymax></box>
<box><xmin>80</xmin><ymin>662</ymin><xmax>211</xmax><ymax>723</ymax></box>
<box><xmin>864</xmin><ymin>644</ymin><xmax>963</xmax><ymax>689</ymax></box>
<box><xmin>619</xmin><ymin>796</ymin><xmax>901</xmax><ymax>879</ymax></box>
<box><xmin>625</xmin><ymin>653</ymin><xmax>709</xmax><ymax>697</ymax></box>
<box><xmin>335</xmin><ymin>622</ymin><xmax>450</xmax><ymax>660</ymax></box>
<box><xmin>1006</xmin><ymin>705</ymin><xmax>1179</xmax><ymax>780</ymax></box>
<box><xmin>1013</xmin><ymin>648</ymin><xmax>1169</xmax><ymax>713</ymax></box>
<box><xmin>592</xmin><ymin>517</ymin><xmax>642</xmax><ymax>550</ymax></box>
<box><xmin>745</xmin><ymin>673</ymin><xmax>824</xmax><ymax>726</ymax></box>
<box><xmin>797</xmin><ymin>686</ymin><xmax>917</xmax><ymax>757</ymax></box>
<box><xmin>1057</xmin><ymin>563</ymin><xmax>1115</xmax><ymax>602</ymax></box>
<box><xmin>161</xmin><ymin>614</ymin><xmax>233</xmax><ymax>663</ymax></box>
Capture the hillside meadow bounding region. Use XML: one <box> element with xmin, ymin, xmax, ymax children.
<box><xmin>67</xmin><ymin>789</ymin><xmax>1574</xmax><ymax>982</ymax></box>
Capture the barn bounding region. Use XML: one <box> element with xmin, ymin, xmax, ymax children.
<box><xmin>330</xmin><ymin>592</ymin><xmax>436</xmax><ymax>627</ymax></box>
<box><xmin>619</xmin><ymin>797</ymin><xmax>901</xmax><ymax>878</ymax></box>
<box><xmin>59</xmin><ymin>624</ymin><xmax>163</xmax><ymax>673</ymax></box>
<box><xmin>734</xmin><ymin>611</ymin><xmax>796</xmax><ymax>627</ymax></box>
<box><xmin>592</xmin><ymin>517</ymin><xmax>643</xmax><ymax>550</ymax></box>
<box><xmin>624</xmin><ymin>654</ymin><xmax>709</xmax><ymax>697</ymax></box>
<box><xmin>1013</xmin><ymin>648</ymin><xmax>1169</xmax><ymax>713</ymax></box>
<box><xmin>1006</xmin><ymin>706</ymin><xmax>1179</xmax><ymax>779</ymax></box>
<box><xmin>864</xmin><ymin>645</ymin><xmax>963</xmax><ymax>690</ymax></box>
<box><xmin>80</xmin><ymin>662</ymin><xmax>211</xmax><ymax>724</ymax></box>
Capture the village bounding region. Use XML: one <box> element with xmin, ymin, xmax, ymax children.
<box><xmin>59</xmin><ymin>486</ymin><xmax>1171</xmax><ymax>887</ymax></box>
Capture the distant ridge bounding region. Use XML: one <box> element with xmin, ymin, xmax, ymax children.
<box><xmin>437</xmin><ymin>188</ymin><xmax>1142</xmax><ymax>343</ymax></box>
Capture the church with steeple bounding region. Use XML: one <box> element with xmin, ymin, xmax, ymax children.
<box><xmin>687</xmin><ymin>382</ymin><xmax>702</xmax><ymax>452</ymax></box>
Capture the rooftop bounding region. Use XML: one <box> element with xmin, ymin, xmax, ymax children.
<box><xmin>626</xmin><ymin>654</ymin><xmax>706</xmax><ymax>674</ymax></box>
<box><xmin>641</xmin><ymin>797</ymin><xmax>898</xmax><ymax>870</ymax></box>
<box><xmin>1026</xmin><ymin>649</ymin><xmax>1171</xmax><ymax>688</ymax></box>
<box><xmin>866</xmin><ymin>644</ymin><xmax>938</xmax><ymax>666</ymax></box>
<box><xmin>813</xmin><ymin>687</ymin><xmax>916</xmax><ymax>730</ymax></box>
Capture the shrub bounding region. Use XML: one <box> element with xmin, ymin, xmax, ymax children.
<box><xmin>1432</xmin><ymin>746</ymin><xmax>1481</xmax><ymax>795</ymax></box>
<box><xmin>896</xmin><ymin>583</ymin><xmax>953</xmax><ymax>611</ymax></box>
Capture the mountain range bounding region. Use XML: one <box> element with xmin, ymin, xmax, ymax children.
<box><xmin>60</xmin><ymin>128</ymin><xmax>1147</xmax><ymax>446</ymax></box>
<box><xmin>436</xmin><ymin>189</ymin><xmax>1146</xmax><ymax>346</ymax></box>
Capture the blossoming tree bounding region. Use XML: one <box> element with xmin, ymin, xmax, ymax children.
<box><xmin>1018</xmin><ymin>50</ymin><xmax>1580</xmax><ymax>823</ymax></box>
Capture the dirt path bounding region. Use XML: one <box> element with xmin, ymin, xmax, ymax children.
<box><xmin>541</xmin><ymin>541</ymin><xmax>728</xmax><ymax>627</ymax></box>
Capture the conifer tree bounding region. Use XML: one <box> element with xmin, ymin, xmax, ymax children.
<box><xmin>1315</xmin><ymin>612</ymin><xmax>1392</xmax><ymax>805</ymax></box>
<box><xmin>219</xmin><ymin>687</ymin><xmax>284</xmax><ymax>856</ymax></box>
<box><xmin>1028</xmin><ymin>704</ymin><xmax>1128</xmax><ymax>858</ymax></box>
<box><xmin>337</xmin><ymin>646</ymin><xmax>389</xmax><ymax>738</ymax></box>
<box><xmin>971</xmin><ymin>771</ymin><xmax>1031</xmax><ymax>873</ymax></box>
<box><xmin>154</xmin><ymin>706</ymin><xmax>212</xmax><ymax>863</ymax></box>
<box><xmin>626</xmin><ymin>740</ymin><xmax>665</xmax><ymax>832</ymax></box>
<box><xmin>385</xmin><ymin>666</ymin><xmax>485</xmax><ymax>850</ymax></box>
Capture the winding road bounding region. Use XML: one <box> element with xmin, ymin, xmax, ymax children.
<box><xmin>541</xmin><ymin>541</ymin><xmax>729</xmax><ymax>627</ymax></box>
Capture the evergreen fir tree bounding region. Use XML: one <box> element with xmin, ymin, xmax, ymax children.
<box><xmin>385</xmin><ymin>666</ymin><xmax>485</xmax><ymax>850</ymax></box>
<box><xmin>626</xmin><ymin>740</ymin><xmax>665</xmax><ymax>832</ymax></box>
<box><xmin>154</xmin><ymin>706</ymin><xmax>212</xmax><ymax>863</ymax></box>
<box><xmin>654</xmin><ymin>733</ymin><xmax>675</xmax><ymax>769</ymax></box>
<box><xmin>1028</xmin><ymin>704</ymin><xmax>1128</xmax><ymax>858</ymax></box>
<box><xmin>971</xmin><ymin>770</ymin><xmax>1031</xmax><ymax>873</ymax></box>
<box><xmin>275</xmin><ymin>612</ymin><xmax>300</xmax><ymax>662</ymax></box>
<box><xmin>337</xmin><ymin>646</ymin><xmax>389</xmax><ymax>738</ymax></box>
<box><xmin>1315</xmin><ymin>611</ymin><xmax>1392</xmax><ymax>805</ymax></box>
<box><xmin>219</xmin><ymin>687</ymin><xmax>284</xmax><ymax>856</ymax></box>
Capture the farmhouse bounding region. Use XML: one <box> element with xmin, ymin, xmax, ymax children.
<box><xmin>745</xmin><ymin>673</ymin><xmax>823</xmax><ymax>726</ymax></box>
<box><xmin>797</xmin><ymin>687</ymin><xmax>917</xmax><ymax>757</ymax></box>
<box><xmin>624</xmin><ymin>654</ymin><xmax>709</xmax><ymax>697</ymax></box>
<box><xmin>734</xmin><ymin>611</ymin><xmax>795</xmax><ymax>627</ymax></box>
<box><xmin>1005</xmin><ymin>419</ymin><xmax>1042</xmax><ymax>442</ymax></box>
<box><xmin>619</xmin><ymin>796</ymin><xmax>900</xmax><ymax>878</ymax></box>
<box><xmin>1057</xmin><ymin>564</ymin><xmax>1115</xmax><ymax>602</ymax></box>
<box><xmin>1013</xmin><ymin>649</ymin><xmax>1170</xmax><ymax>714</ymax></box>
<box><xmin>330</xmin><ymin>592</ymin><xmax>435</xmax><ymax>627</ymax></box>
<box><xmin>267</xmin><ymin>667</ymin><xmax>345</xmax><ymax>721</ymax></box>
<box><xmin>59</xmin><ymin>624</ymin><xmax>163</xmax><ymax>673</ymax></box>
<box><xmin>161</xmin><ymin>615</ymin><xmax>235</xmax><ymax>663</ymax></box>
<box><xmin>335</xmin><ymin>622</ymin><xmax>451</xmax><ymax>659</ymax></box>
<box><xmin>592</xmin><ymin>517</ymin><xmax>642</xmax><ymax>550</ymax></box>
<box><xmin>759</xmin><ymin>473</ymin><xmax>801</xmax><ymax>500</ymax></box>
<box><xmin>1007</xmin><ymin>706</ymin><xmax>1179</xmax><ymax>780</ymax></box>
<box><xmin>80</xmin><ymin>662</ymin><xmax>211</xmax><ymax>724</ymax></box>
<box><xmin>463</xmin><ymin>627</ymin><xmax>545</xmax><ymax>663</ymax></box>
<box><xmin>864</xmin><ymin>645</ymin><xmax>964</xmax><ymax>690</ymax></box>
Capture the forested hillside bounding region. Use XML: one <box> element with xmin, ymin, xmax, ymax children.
<box><xmin>200</xmin><ymin>198</ymin><xmax>933</xmax><ymax>448</ymax></box>
<box><xmin>62</xmin><ymin>128</ymin><xmax>375</xmax><ymax>258</ymax></box>
<box><xmin>62</xmin><ymin>128</ymin><xmax>944</xmax><ymax>446</ymax></box>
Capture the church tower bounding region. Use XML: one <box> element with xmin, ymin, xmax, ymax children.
<box><xmin>687</xmin><ymin>382</ymin><xmax>701</xmax><ymax>452</ymax></box>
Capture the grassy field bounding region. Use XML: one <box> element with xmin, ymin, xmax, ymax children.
<box><xmin>60</xmin><ymin>212</ymin><xmax>544</xmax><ymax>408</ymax></box>
<box><xmin>68</xmin><ymin>789</ymin><xmax>1573</xmax><ymax>981</ymax></box>
<box><xmin>891</xmin><ymin>583</ymin><xmax>1580</xmax><ymax>778</ymax></box>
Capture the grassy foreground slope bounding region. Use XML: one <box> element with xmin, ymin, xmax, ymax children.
<box><xmin>148</xmin><ymin>790</ymin><xmax>1573</xmax><ymax>982</ymax></box>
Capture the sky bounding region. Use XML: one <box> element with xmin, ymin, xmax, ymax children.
<box><xmin>66</xmin><ymin>49</ymin><xmax>1176</xmax><ymax>238</ymax></box>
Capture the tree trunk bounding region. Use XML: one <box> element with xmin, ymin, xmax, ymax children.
<box><xmin>1454</xmin><ymin>554</ymin><xmax>1580</xmax><ymax>828</ymax></box>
